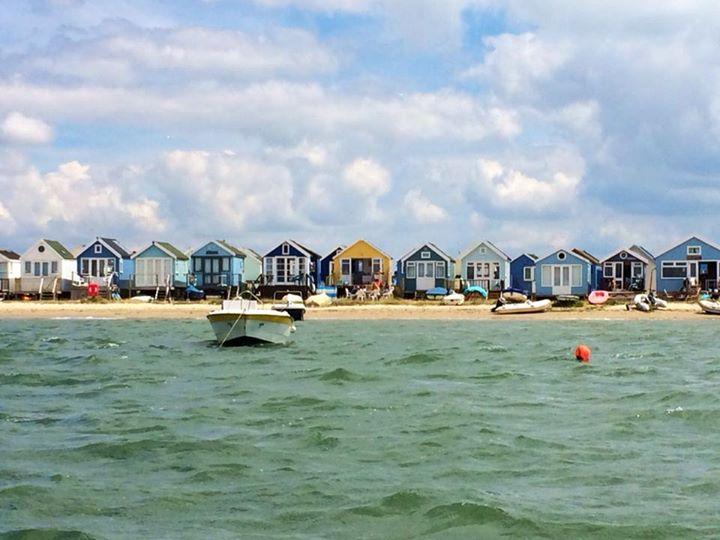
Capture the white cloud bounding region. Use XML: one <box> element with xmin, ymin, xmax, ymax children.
<box><xmin>475</xmin><ymin>158</ymin><xmax>581</xmax><ymax>211</ymax></box>
<box><xmin>402</xmin><ymin>189</ymin><xmax>447</xmax><ymax>223</ymax></box>
<box><xmin>1</xmin><ymin>112</ymin><xmax>54</xmax><ymax>144</ymax></box>
<box><xmin>343</xmin><ymin>158</ymin><xmax>390</xmax><ymax>197</ymax></box>
<box><xmin>462</xmin><ymin>33</ymin><xmax>570</xmax><ymax>98</ymax></box>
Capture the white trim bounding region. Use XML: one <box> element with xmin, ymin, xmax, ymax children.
<box><xmin>420</xmin><ymin>251</ymin><xmax>431</xmax><ymax>259</ymax></box>
<box><xmin>457</xmin><ymin>240</ymin><xmax>511</xmax><ymax>264</ymax></box>
<box><xmin>131</xmin><ymin>241</ymin><xmax>180</xmax><ymax>261</ymax></box>
<box><xmin>661</xmin><ymin>260</ymin><xmax>689</xmax><ymax>279</ymax></box>
<box><xmin>334</xmin><ymin>239</ymin><xmax>392</xmax><ymax>262</ymax></box>
<box><xmin>94</xmin><ymin>238</ymin><xmax>127</xmax><ymax>260</ymax></box>
<box><xmin>282</xmin><ymin>243</ymin><xmax>290</xmax><ymax>255</ymax></box>
<box><xmin>523</xmin><ymin>266</ymin><xmax>534</xmax><ymax>281</ymax></box>
<box><xmin>599</xmin><ymin>246</ymin><xmax>651</xmax><ymax>265</ymax></box>
<box><xmin>655</xmin><ymin>236</ymin><xmax>720</xmax><ymax>260</ymax></box>
<box><xmin>398</xmin><ymin>242</ymin><xmax>452</xmax><ymax>264</ymax></box>
<box><xmin>687</xmin><ymin>245</ymin><xmax>702</xmax><ymax>256</ymax></box>
<box><xmin>94</xmin><ymin>244</ymin><xmax>103</xmax><ymax>254</ymax></box>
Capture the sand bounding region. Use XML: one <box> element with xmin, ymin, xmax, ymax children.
<box><xmin>0</xmin><ymin>299</ymin><xmax>713</xmax><ymax>320</ymax></box>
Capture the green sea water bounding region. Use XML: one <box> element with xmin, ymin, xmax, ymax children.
<box><xmin>1</xmin><ymin>318</ymin><xmax>719</xmax><ymax>539</ymax></box>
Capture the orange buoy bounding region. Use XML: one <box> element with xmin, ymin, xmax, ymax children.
<box><xmin>574</xmin><ymin>344</ymin><xmax>591</xmax><ymax>363</ymax></box>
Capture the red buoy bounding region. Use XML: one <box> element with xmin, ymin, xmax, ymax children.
<box><xmin>574</xmin><ymin>344</ymin><xmax>591</xmax><ymax>363</ymax></box>
<box><xmin>87</xmin><ymin>282</ymin><xmax>99</xmax><ymax>297</ymax></box>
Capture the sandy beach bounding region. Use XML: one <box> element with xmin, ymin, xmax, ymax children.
<box><xmin>0</xmin><ymin>299</ymin><xmax>712</xmax><ymax>320</ymax></box>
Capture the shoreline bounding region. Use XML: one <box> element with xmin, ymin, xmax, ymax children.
<box><xmin>0</xmin><ymin>300</ymin><xmax>712</xmax><ymax>320</ymax></box>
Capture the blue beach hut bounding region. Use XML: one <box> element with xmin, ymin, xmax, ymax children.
<box><xmin>510</xmin><ymin>253</ymin><xmax>538</xmax><ymax>294</ymax></box>
<box><xmin>655</xmin><ymin>236</ymin><xmax>720</xmax><ymax>292</ymax></box>
<box><xmin>263</xmin><ymin>240</ymin><xmax>321</xmax><ymax>288</ymax></box>
<box><xmin>599</xmin><ymin>245</ymin><xmax>655</xmax><ymax>292</ymax></box>
<box><xmin>76</xmin><ymin>237</ymin><xmax>134</xmax><ymax>289</ymax></box>
<box><xmin>396</xmin><ymin>242</ymin><xmax>453</xmax><ymax>296</ymax></box>
<box><xmin>190</xmin><ymin>240</ymin><xmax>261</xmax><ymax>292</ymax></box>
<box><xmin>319</xmin><ymin>246</ymin><xmax>344</xmax><ymax>286</ymax></box>
<box><xmin>456</xmin><ymin>240</ymin><xmax>511</xmax><ymax>292</ymax></box>
<box><xmin>131</xmin><ymin>241</ymin><xmax>189</xmax><ymax>291</ymax></box>
<box><xmin>535</xmin><ymin>248</ymin><xmax>600</xmax><ymax>298</ymax></box>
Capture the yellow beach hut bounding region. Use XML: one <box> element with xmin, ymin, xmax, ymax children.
<box><xmin>331</xmin><ymin>239</ymin><xmax>391</xmax><ymax>286</ymax></box>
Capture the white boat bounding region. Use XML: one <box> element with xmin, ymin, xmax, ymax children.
<box><xmin>492</xmin><ymin>299</ymin><xmax>552</xmax><ymax>315</ymax></box>
<box><xmin>271</xmin><ymin>293</ymin><xmax>306</xmax><ymax>321</ymax></box>
<box><xmin>698</xmin><ymin>299</ymin><xmax>720</xmax><ymax>314</ymax></box>
<box><xmin>207</xmin><ymin>298</ymin><xmax>296</xmax><ymax>346</ymax></box>
<box><xmin>442</xmin><ymin>292</ymin><xmax>465</xmax><ymax>305</ymax></box>
<box><xmin>632</xmin><ymin>293</ymin><xmax>667</xmax><ymax>312</ymax></box>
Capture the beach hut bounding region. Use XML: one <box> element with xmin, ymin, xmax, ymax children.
<box><xmin>131</xmin><ymin>241</ymin><xmax>190</xmax><ymax>291</ymax></box>
<box><xmin>319</xmin><ymin>246</ymin><xmax>345</xmax><ymax>286</ymax></box>
<box><xmin>20</xmin><ymin>239</ymin><xmax>77</xmax><ymax>295</ymax></box>
<box><xmin>331</xmin><ymin>239</ymin><xmax>392</xmax><ymax>287</ymax></box>
<box><xmin>655</xmin><ymin>236</ymin><xmax>720</xmax><ymax>292</ymax></box>
<box><xmin>396</xmin><ymin>242</ymin><xmax>453</xmax><ymax>296</ymax></box>
<box><xmin>190</xmin><ymin>240</ymin><xmax>262</xmax><ymax>292</ymax></box>
<box><xmin>534</xmin><ymin>248</ymin><xmax>600</xmax><ymax>298</ymax></box>
<box><xmin>599</xmin><ymin>245</ymin><xmax>655</xmax><ymax>292</ymax></box>
<box><xmin>510</xmin><ymin>253</ymin><xmax>538</xmax><ymax>294</ymax></box>
<box><xmin>262</xmin><ymin>240</ymin><xmax>321</xmax><ymax>288</ymax></box>
<box><xmin>76</xmin><ymin>237</ymin><xmax>134</xmax><ymax>289</ymax></box>
<box><xmin>456</xmin><ymin>240</ymin><xmax>511</xmax><ymax>292</ymax></box>
<box><xmin>0</xmin><ymin>249</ymin><xmax>22</xmax><ymax>295</ymax></box>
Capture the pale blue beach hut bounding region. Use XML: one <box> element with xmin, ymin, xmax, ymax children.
<box><xmin>456</xmin><ymin>240</ymin><xmax>511</xmax><ymax>292</ymax></box>
<box><xmin>534</xmin><ymin>248</ymin><xmax>600</xmax><ymax>298</ymax></box>
<box><xmin>131</xmin><ymin>241</ymin><xmax>189</xmax><ymax>292</ymax></box>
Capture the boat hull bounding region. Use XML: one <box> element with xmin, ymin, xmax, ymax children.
<box><xmin>699</xmin><ymin>299</ymin><xmax>720</xmax><ymax>315</ymax></box>
<box><xmin>207</xmin><ymin>311</ymin><xmax>295</xmax><ymax>346</ymax></box>
<box><xmin>493</xmin><ymin>299</ymin><xmax>552</xmax><ymax>315</ymax></box>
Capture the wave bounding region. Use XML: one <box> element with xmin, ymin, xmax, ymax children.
<box><xmin>0</xmin><ymin>529</ymin><xmax>98</xmax><ymax>540</ymax></box>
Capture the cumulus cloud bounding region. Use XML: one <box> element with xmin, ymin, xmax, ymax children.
<box><xmin>0</xmin><ymin>155</ymin><xmax>165</xmax><ymax>242</ymax></box>
<box><xmin>343</xmin><ymin>158</ymin><xmax>390</xmax><ymax>197</ymax></box>
<box><xmin>402</xmin><ymin>189</ymin><xmax>447</xmax><ymax>223</ymax></box>
<box><xmin>1</xmin><ymin>112</ymin><xmax>54</xmax><ymax>144</ymax></box>
<box><xmin>474</xmin><ymin>158</ymin><xmax>581</xmax><ymax>211</ymax></box>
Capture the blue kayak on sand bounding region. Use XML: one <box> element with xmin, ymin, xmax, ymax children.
<box><xmin>463</xmin><ymin>285</ymin><xmax>488</xmax><ymax>298</ymax></box>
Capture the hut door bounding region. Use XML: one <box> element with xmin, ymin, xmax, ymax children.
<box><xmin>416</xmin><ymin>262</ymin><xmax>435</xmax><ymax>291</ymax></box>
<box><xmin>552</xmin><ymin>265</ymin><xmax>571</xmax><ymax>295</ymax></box>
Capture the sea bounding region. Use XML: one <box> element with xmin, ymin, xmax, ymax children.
<box><xmin>1</xmin><ymin>318</ymin><xmax>719</xmax><ymax>539</ymax></box>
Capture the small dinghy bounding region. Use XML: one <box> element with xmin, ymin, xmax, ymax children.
<box><xmin>271</xmin><ymin>293</ymin><xmax>306</xmax><ymax>321</ymax></box>
<box><xmin>698</xmin><ymin>299</ymin><xmax>720</xmax><ymax>314</ymax></box>
<box><xmin>425</xmin><ymin>287</ymin><xmax>448</xmax><ymax>300</ymax></box>
<box><xmin>442</xmin><ymin>292</ymin><xmax>465</xmax><ymax>305</ymax></box>
<box><xmin>463</xmin><ymin>285</ymin><xmax>488</xmax><ymax>299</ymax></box>
<box><xmin>306</xmin><ymin>292</ymin><xmax>332</xmax><ymax>307</ymax></box>
<box><xmin>588</xmin><ymin>290</ymin><xmax>609</xmax><ymax>305</ymax></box>
<box><xmin>492</xmin><ymin>298</ymin><xmax>552</xmax><ymax>315</ymax></box>
<box><xmin>208</xmin><ymin>296</ymin><xmax>295</xmax><ymax>346</ymax></box>
<box><xmin>501</xmin><ymin>288</ymin><xmax>527</xmax><ymax>303</ymax></box>
<box><xmin>631</xmin><ymin>293</ymin><xmax>667</xmax><ymax>312</ymax></box>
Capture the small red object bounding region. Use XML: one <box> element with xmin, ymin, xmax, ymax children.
<box><xmin>574</xmin><ymin>344</ymin><xmax>591</xmax><ymax>363</ymax></box>
<box><xmin>87</xmin><ymin>282</ymin><xmax>99</xmax><ymax>297</ymax></box>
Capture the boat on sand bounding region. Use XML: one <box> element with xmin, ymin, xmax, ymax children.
<box><xmin>207</xmin><ymin>296</ymin><xmax>295</xmax><ymax>346</ymax></box>
<box><xmin>492</xmin><ymin>298</ymin><xmax>552</xmax><ymax>315</ymax></box>
<box><xmin>442</xmin><ymin>292</ymin><xmax>465</xmax><ymax>305</ymax></box>
<box><xmin>698</xmin><ymin>298</ymin><xmax>720</xmax><ymax>315</ymax></box>
<box><xmin>630</xmin><ymin>293</ymin><xmax>667</xmax><ymax>312</ymax></box>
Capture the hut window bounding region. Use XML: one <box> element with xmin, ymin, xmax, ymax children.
<box><xmin>479</xmin><ymin>247</ymin><xmax>486</xmax><ymax>254</ymax></box>
<box><xmin>557</xmin><ymin>251</ymin><xmax>566</xmax><ymax>261</ymax></box>
<box><xmin>661</xmin><ymin>261</ymin><xmax>687</xmax><ymax>279</ymax></box>
<box><xmin>372</xmin><ymin>258</ymin><xmax>382</xmax><ymax>274</ymax></box>
<box><xmin>523</xmin><ymin>267</ymin><xmax>534</xmax><ymax>281</ymax></box>
<box><xmin>466</xmin><ymin>263</ymin><xmax>475</xmax><ymax>280</ymax></box>
<box><xmin>603</xmin><ymin>263</ymin><xmax>613</xmax><ymax>278</ymax></box>
<box><xmin>222</xmin><ymin>258</ymin><xmax>230</xmax><ymax>271</ymax></box>
<box><xmin>436</xmin><ymin>261</ymin><xmax>445</xmax><ymax>277</ymax></box>
<box><xmin>195</xmin><ymin>258</ymin><xmax>202</xmax><ymax>272</ymax></box>
<box><xmin>299</xmin><ymin>257</ymin><xmax>306</xmax><ymax>275</ymax></box>
<box><xmin>34</xmin><ymin>262</ymin><xmax>41</xmax><ymax>276</ymax></box>
<box><xmin>571</xmin><ymin>265</ymin><xmax>583</xmax><ymax>287</ymax></box>
<box><xmin>406</xmin><ymin>262</ymin><xmax>416</xmax><ymax>279</ymax></box>
<box><xmin>687</xmin><ymin>246</ymin><xmax>701</xmax><ymax>256</ymax></box>
<box><xmin>619</xmin><ymin>251</ymin><xmax>627</xmax><ymax>259</ymax></box>
<box><xmin>541</xmin><ymin>265</ymin><xmax>551</xmax><ymax>287</ymax></box>
<box><xmin>119</xmin><ymin>259</ymin><xmax>124</xmax><ymax>274</ymax></box>
<box><xmin>94</xmin><ymin>244</ymin><xmax>102</xmax><ymax>254</ymax></box>
<box><xmin>51</xmin><ymin>262</ymin><xmax>58</xmax><ymax>274</ymax></box>
<box><xmin>632</xmin><ymin>263</ymin><xmax>643</xmax><ymax>277</ymax></box>
<box><xmin>421</xmin><ymin>251</ymin><xmax>431</xmax><ymax>259</ymax></box>
<box><xmin>493</xmin><ymin>263</ymin><xmax>500</xmax><ymax>279</ymax></box>
<box><xmin>264</xmin><ymin>258</ymin><xmax>272</xmax><ymax>274</ymax></box>
<box><xmin>42</xmin><ymin>262</ymin><xmax>49</xmax><ymax>276</ymax></box>
<box><xmin>24</xmin><ymin>261</ymin><xmax>31</xmax><ymax>274</ymax></box>
<box><xmin>38</xmin><ymin>245</ymin><xmax>45</xmax><ymax>253</ymax></box>
<box><xmin>341</xmin><ymin>259</ymin><xmax>350</xmax><ymax>276</ymax></box>
<box><xmin>282</xmin><ymin>243</ymin><xmax>289</xmax><ymax>255</ymax></box>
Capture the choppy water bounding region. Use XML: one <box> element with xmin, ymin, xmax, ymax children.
<box><xmin>1</xmin><ymin>319</ymin><xmax>720</xmax><ymax>539</ymax></box>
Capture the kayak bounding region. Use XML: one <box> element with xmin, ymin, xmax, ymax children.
<box><xmin>492</xmin><ymin>299</ymin><xmax>552</xmax><ymax>315</ymax></box>
<box><xmin>464</xmin><ymin>285</ymin><xmax>488</xmax><ymax>298</ymax></box>
<box><xmin>426</xmin><ymin>287</ymin><xmax>448</xmax><ymax>299</ymax></box>
<box><xmin>588</xmin><ymin>290</ymin><xmax>609</xmax><ymax>305</ymax></box>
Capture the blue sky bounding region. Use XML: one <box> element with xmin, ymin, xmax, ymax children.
<box><xmin>1</xmin><ymin>0</ymin><xmax>719</xmax><ymax>259</ymax></box>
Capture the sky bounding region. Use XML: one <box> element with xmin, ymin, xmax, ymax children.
<box><xmin>1</xmin><ymin>0</ymin><xmax>719</xmax><ymax>259</ymax></box>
